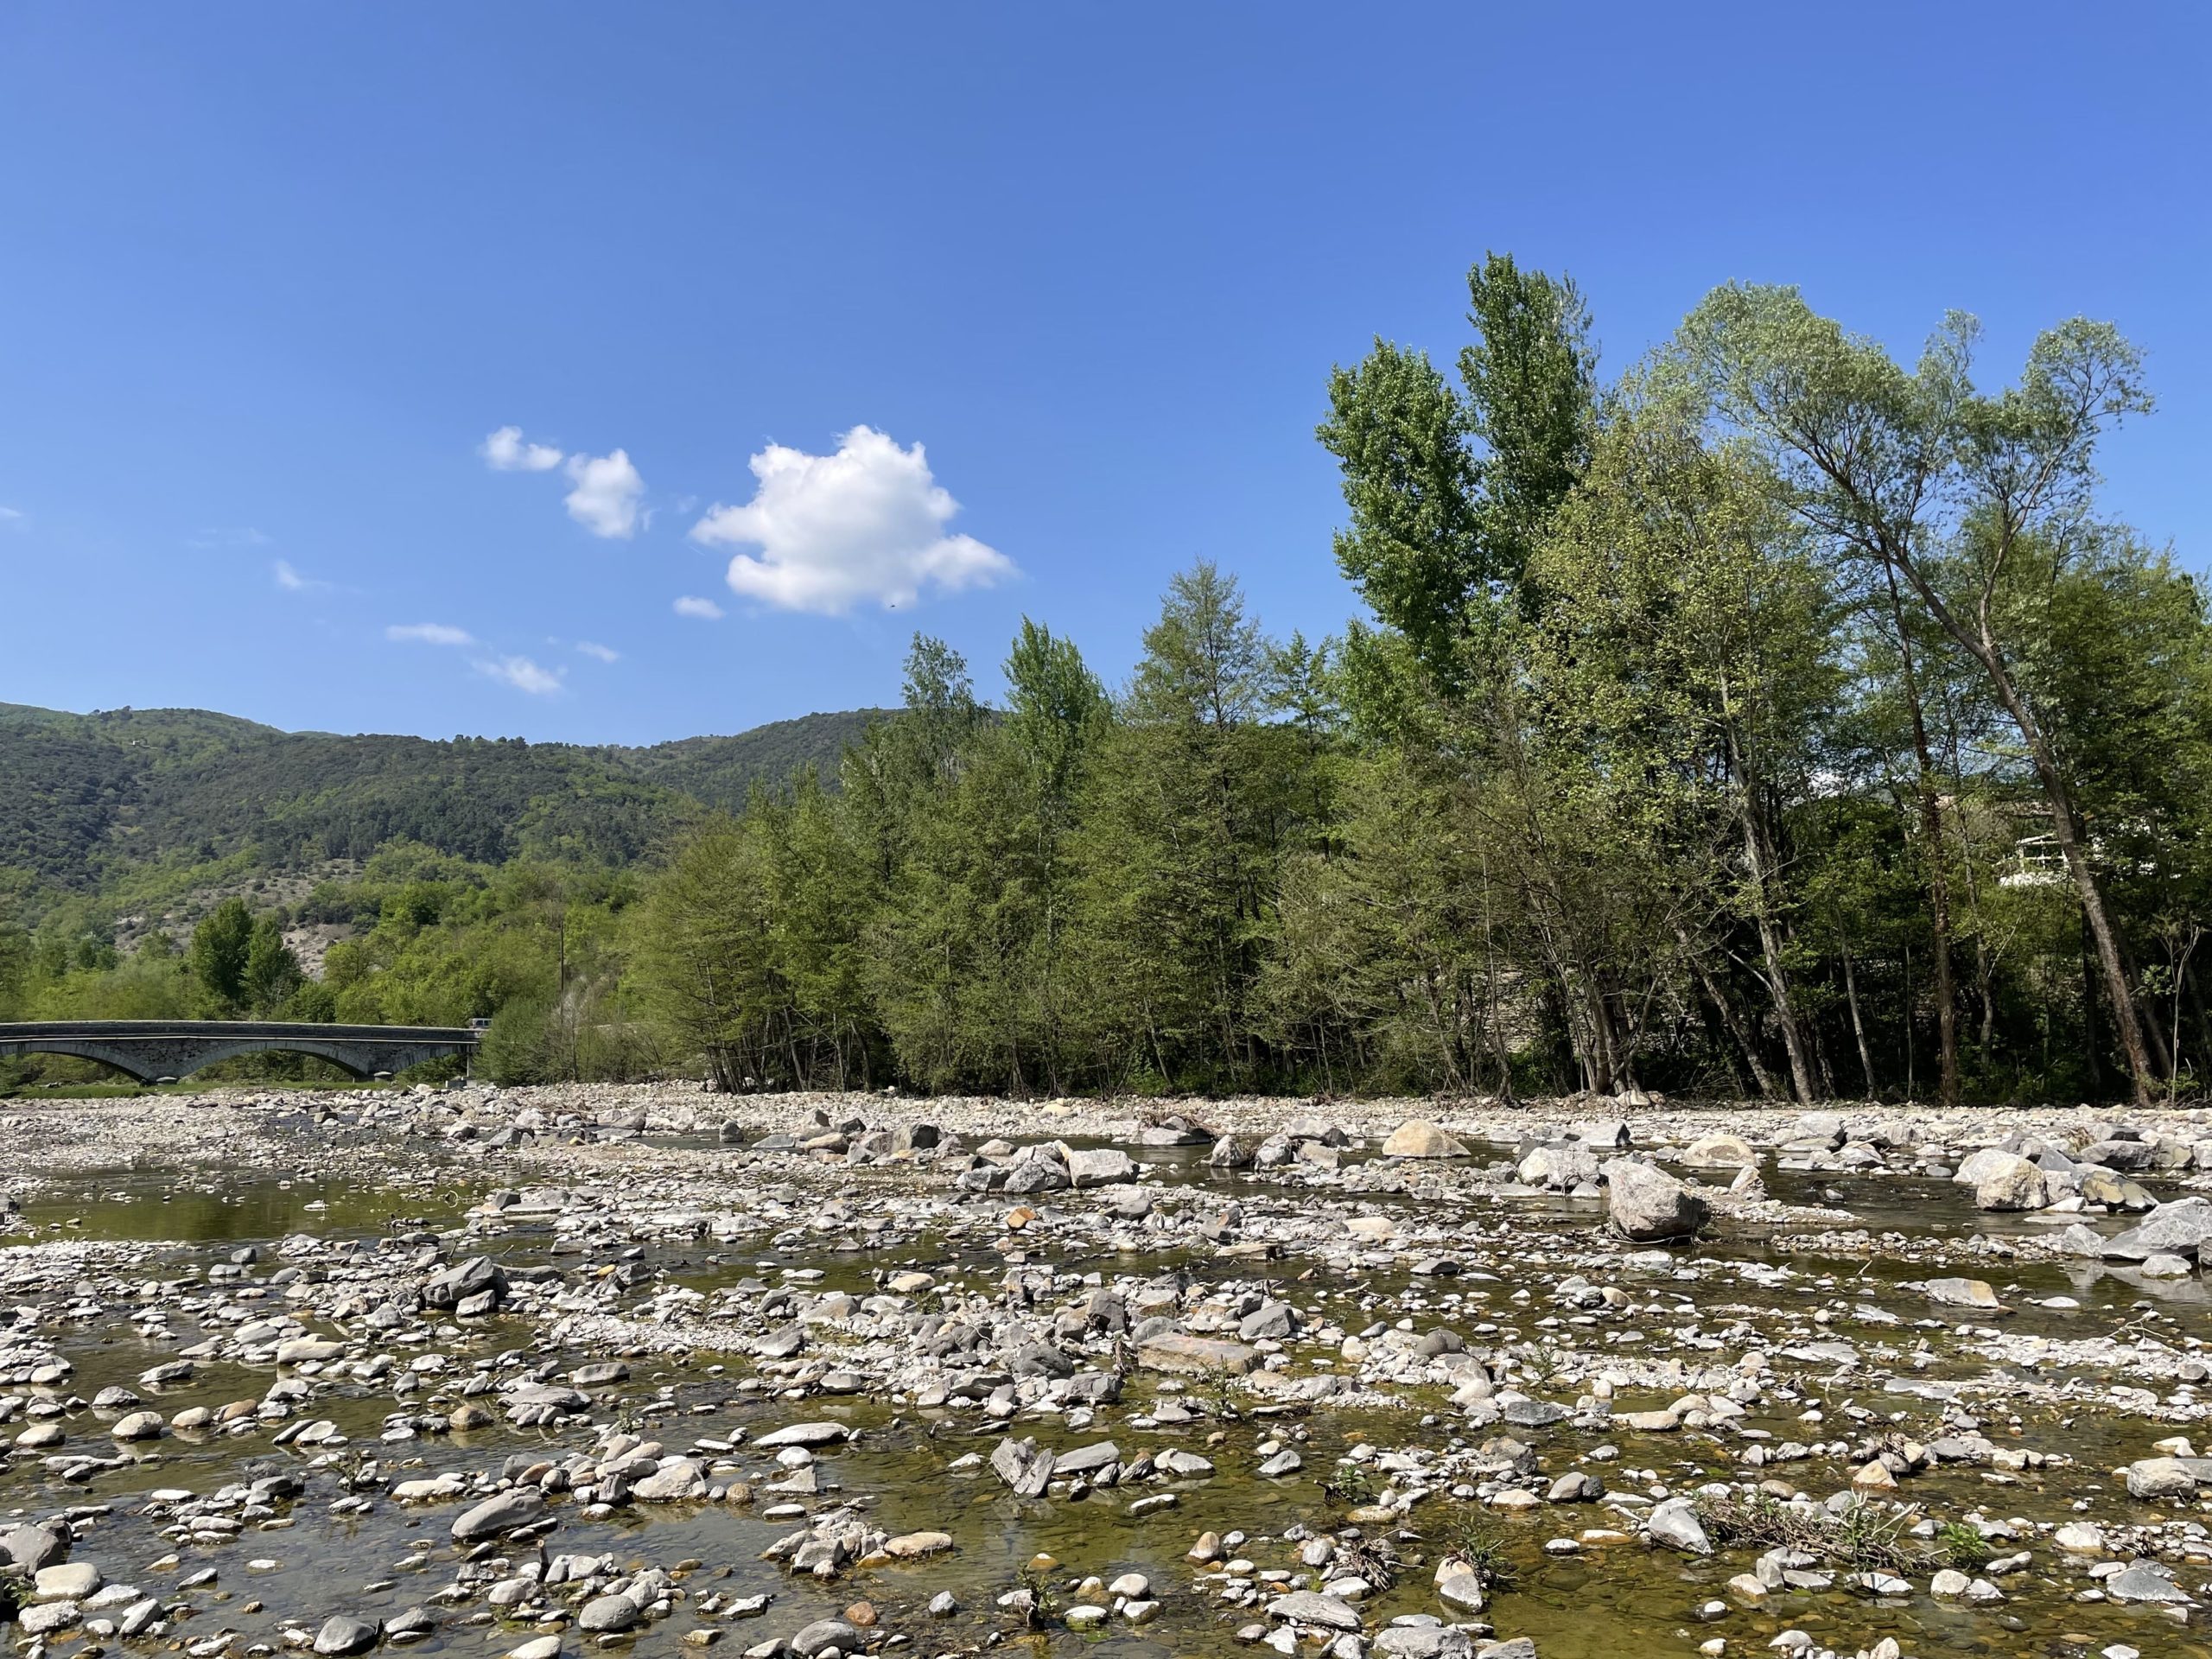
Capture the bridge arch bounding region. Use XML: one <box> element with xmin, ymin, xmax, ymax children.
<box><xmin>0</xmin><ymin>1021</ymin><xmax>477</xmax><ymax>1084</ymax></box>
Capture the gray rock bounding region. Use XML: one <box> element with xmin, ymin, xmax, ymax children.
<box><xmin>314</xmin><ymin>1616</ymin><xmax>381</xmax><ymax>1656</ymax></box>
<box><xmin>2125</xmin><ymin>1457</ymin><xmax>2200</xmax><ymax>1499</ymax></box>
<box><xmin>753</xmin><ymin>1421</ymin><xmax>849</xmax><ymax>1449</ymax></box>
<box><xmin>577</xmin><ymin>1595</ymin><xmax>640</xmax><ymax>1633</ymax></box>
<box><xmin>448</xmin><ymin>1488</ymin><xmax>547</xmax><ymax>1541</ymax></box>
<box><xmin>421</xmin><ymin>1255</ymin><xmax>507</xmax><ymax>1312</ymax></box>
<box><xmin>991</xmin><ymin>1435</ymin><xmax>1056</xmax><ymax>1497</ymax></box>
<box><xmin>1</xmin><ymin>1524</ymin><xmax>67</xmax><ymax>1572</ymax></box>
<box><xmin>1066</xmin><ymin>1147</ymin><xmax>1138</xmax><ymax>1187</ymax></box>
<box><xmin>1968</xmin><ymin>1151</ymin><xmax>2047</xmax><ymax>1211</ymax></box>
<box><xmin>1604</xmin><ymin>1160</ymin><xmax>1707</xmax><ymax>1242</ymax></box>
<box><xmin>1265</xmin><ymin>1591</ymin><xmax>1363</xmax><ymax>1630</ymax></box>
<box><xmin>1647</xmin><ymin>1496</ymin><xmax>1711</xmax><ymax>1554</ymax></box>
<box><xmin>2108</xmin><ymin>1561</ymin><xmax>2194</xmax><ymax>1604</ymax></box>
<box><xmin>789</xmin><ymin>1618</ymin><xmax>862</xmax><ymax>1656</ymax></box>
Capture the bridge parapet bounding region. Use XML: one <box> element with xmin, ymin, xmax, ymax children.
<box><xmin>0</xmin><ymin>1020</ymin><xmax>480</xmax><ymax>1083</ymax></box>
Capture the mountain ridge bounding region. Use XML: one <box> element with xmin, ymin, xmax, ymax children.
<box><xmin>0</xmin><ymin>700</ymin><xmax>888</xmax><ymax>891</ymax></box>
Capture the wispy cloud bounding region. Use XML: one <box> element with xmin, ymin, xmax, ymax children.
<box><xmin>273</xmin><ymin>559</ymin><xmax>333</xmax><ymax>593</ymax></box>
<box><xmin>575</xmin><ymin>640</ymin><xmax>620</xmax><ymax>664</ymax></box>
<box><xmin>673</xmin><ymin>594</ymin><xmax>725</xmax><ymax>620</ymax></box>
<box><xmin>475</xmin><ymin>655</ymin><xmax>563</xmax><ymax>696</ymax></box>
<box><xmin>480</xmin><ymin>426</ymin><xmax>564</xmax><ymax>472</ymax></box>
<box><xmin>189</xmin><ymin>525</ymin><xmax>271</xmax><ymax>550</ymax></box>
<box><xmin>0</xmin><ymin>506</ymin><xmax>23</xmax><ymax>529</ymax></box>
<box><xmin>386</xmin><ymin>622</ymin><xmax>475</xmax><ymax>646</ymax></box>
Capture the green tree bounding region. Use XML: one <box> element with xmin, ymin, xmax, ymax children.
<box><xmin>188</xmin><ymin>897</ymin><xmax>255</xmax><ymax>1009</ymax></box>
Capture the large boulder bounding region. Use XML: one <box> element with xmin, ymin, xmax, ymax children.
<box><xmin>2109</xmin><ymin>1197</ymin><xmax>2212</xmax><ymax>1262</ymax></box>
<box><xmin>1136</xmin><ymin>1333</ymin><xmax>1259</xmax><ymax>1375</ymax></box>
<box><xmin>1646</xmin><ymin>1496</ymin><xmax>1712</xmax><ymax>1554</ymax></box>
<box><xmin>420</xmin><ymin>1255</ymin><xmax>507</xmax><ymax>1313</ymax></box>
<box><xmin>1065</xmin><ymin>1147</ymin><xmax>1139</xmax><ymax>1187</ymax></box>
<box><xmin>1517</xmin><ymin>1142</ymin><xmax>1600</xmax><ymax>1190</ymax></box>
<box><xmin>1970</xmin><ymin>1151</ymin><xmax>2048</xmax><ymax>1211</ymax></box>
<box><xmin>1604</xmin><ymin>1160</ymin><xmax>1707</xmax><ymax>1243</ymax></box>
<box><xmin>449</xmin><ymin>1488</ymin><xmax>545</xmax><ymax>1541</ymax></box>
<box><xmin>1681</xmin><ymin>1133</ymin><xmax>1758</xmax><ymax>1169</ymax></box>
<box><xmin>1383</xmin><ymin>1120</ymin><xmax>1469</xmax><ymax>1159</ymax></box>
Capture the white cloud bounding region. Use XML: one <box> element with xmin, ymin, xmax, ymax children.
<box><xmin>189</xmin><ymin>525</ymin><xmax>271</xmax><ymax>549</ymax></box>
<box><xmin>690</xmin><ymin>425</ymin><xmax>1014</xmax><ymax>614</ymax></box>
<box><xmin>272</xmin><ymin>559</ymin><xmax>332</xmax><ymax>592</ymax></box>
<box><xmin>475</xmin><ymin>655</ymin><xmax>564</xmax><ymax>696</ymax></box>
<box><xmin>0</xmin><ymin>506</ymin><xmax>22</xmax><ymax>527</ymax></box>
<box><xmin>575</xmin><ymin>640</ymin><xmax>620</xmax><ymax>663</ymax></box>
<box><xmin>386</xmin><ymin>622</ymin><xmax>474</xmax><ymax>646</ymax></box>
<box><xmin>564</xmin><ymin>449</ymin><xmax>645</xmax><ymax>538</ymax></box>
<box><xmin>673</xmin><ymin>594</ymin><xmax>725</xmax><ymax>620</ymax></box>
<box><xmin>480</xmin><ymin>425</ymin><xmax>564</xmax><ymax>472</ymax></box>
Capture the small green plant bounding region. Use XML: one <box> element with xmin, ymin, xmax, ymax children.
<box><xmin>1437</xmin><ymin>1510</ymin><xmax>1517</xmax><ymax>1590</ymax></box>
<box><xmin>1324</xmin><ymin>1459</ymin><xmax>1380</xmax><ymax>1504</ymax></box>
<box><xmin>1014</xmin><ymin>1562</ymin><xmax>1057</xmax><ymax>1630</ymax></box>
<box><xmin>0</xmin><ymin>1573</ymin><xmax>24</xmax><ymax>1624</ymax></box>
<box><xmin>1934</xmin><ymin>1520</ymin><xmax>1992</xmax><ymax>1569</ymax></box>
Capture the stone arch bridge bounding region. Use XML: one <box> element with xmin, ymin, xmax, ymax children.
<box><xmin>0</xmin><ymin>1020</ymin><xmax>479</xmax><ymax>1084</ymax></box>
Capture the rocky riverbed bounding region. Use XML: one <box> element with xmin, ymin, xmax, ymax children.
<box><xmin>10</xmin><ymin>1084</ymin><xmax>2212</xmax><ymax>1659</ymax></box>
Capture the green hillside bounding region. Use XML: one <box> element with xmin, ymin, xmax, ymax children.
<box><xmin>0</xmin><ymin>701</ymin><xmax>887</xmax><ymax>891</ymax></box>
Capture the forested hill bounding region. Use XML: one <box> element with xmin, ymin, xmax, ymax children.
<box><xmin>0</xmin><ymin>700</ymin><xmax>885</xmax><ymax>887</ymax></box>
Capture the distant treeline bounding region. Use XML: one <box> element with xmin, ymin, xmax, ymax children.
<box><xmin>7</xmin><ymin>259</ymin><xmax>2209</xmax><ymax>1107</ymax></box>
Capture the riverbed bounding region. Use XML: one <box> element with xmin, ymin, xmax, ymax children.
<box><xmin>6</xmin><ymin>1084</ymin><xmax>2212</xmax><ymax>1659</ymax></box>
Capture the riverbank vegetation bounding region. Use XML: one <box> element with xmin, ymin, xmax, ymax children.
<box><xmin>7</xmin><ymin>262</ymin><xmax>2209</xmax><ymax>1106</ymax></box>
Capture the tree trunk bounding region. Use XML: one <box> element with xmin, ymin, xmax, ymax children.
<box><xmin>1724</xmin><ymin>726</ymin><xmax>1815</xmax><ymax>1104</ymax></box>
<box><xmin>1880</xmin><ymin>568</ymin><xmax>1961</xmax><ymax>1108</ymax></box>
<box><xmin>1886</xmin><ymin>554</ymin><xmax>2153</xmax><ymax>1106</ymax></box>
<box><xmin>1840</xmin><ymin>942</ymin><xmax>1877</xmax><ymax>1097</ymax></box>
<box><xmin>1676</xmin><ymin>921</ymin><xmax>1778</xmax><ymax>1099</ymax></box>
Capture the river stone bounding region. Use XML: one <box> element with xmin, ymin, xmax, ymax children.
<box><xmin>885</xmin><ymin>1531</ymin><xmax>953</xmax><ymax>1557</ymax></box>
<box><xmin>753</xmin><ymin>1421</ymin><xmax>849</xmax><ymax>1449</ymax></box>
<box><xmin>111</xmin><ymin>1409</ymin><xmax>165</xmax><ymax>1440</ymax></box>
<box><xmin>1382</xmin><ymin>1120</ymin><xmax>1468</xmax><ymax>1159</ymax></box>
<box><xmin>421</xmin><ymin>1255</ymin><xmax>507</xmax><ymax>1311</ymax></box>
<box><xmin>1064</xmin><ymin>1605</ymin><xmax>1108</xmax><ymax>1630</ymax></box>
<box><xmin>1376</xmin><ymin>1630</ymin><xmax>1476</xmax><ymax>1659</ymax></box>
<box><xmin>991</xmin><ymin>1436</ymin><xmax>1056</xmax><ymax>1496</ymax></box>
<box><xmin>449</xmin><ymin>1488</ymin><xmax>547</xmax><ymax>1541</ymax></box>
<box><xmin>1604</xmin><ymin>1160</ymin><xmax>1707</xmax><ymax>1242</ymax></box>
<box><xmin>17</xmin><ymin>1602</ymin><xmax>80</xmax><ymax>1637</ymax></box>
<box><xmin>1517</xmin><ymin>1143</ymin><xmax>1599</xmax><ymax>1190</ymax></box>
<box><xmin>789</xmin><ymin>1619</ymin><xmax>861</xmax><ymax>1656</ymax></box>
<box><xmin>1969</xmin><ymin>1151</ymin><xmax>2047</xmax><ymax>1211</ymax></box>
<box><xmin>314</xmin><ymin>1616</ymin><xmax>382</xmax><ymax>1656</ymax></box>
<box><xmin>1265</xmin><ymin>1591</ymin><xmax>1362</xmax><ymax>1630</ymax></box>
<box><xmin>632</xmin><ymin>1458</ymin><xmax>708</xmax><ymax>1500</ymax></box>
<box><xmin>1066</xmin><ymin>1147</ymin><xmax>1138</xmax><ymax>1187</ymax></box>
<box><xmin>2125</xmin><ymin>1457</ymin><xmax>2200</xmax><ymax>1498</ymax></box>
<box><xmin>1137</xmin><ymin>1333</ymin><xmax>1258</xmax><ymax>1375</ymax></box>
<box><xmin>2110</xmin><ymin>1197</ymin><xmax>2212</xmax><ymax>1261</ymax></box>
<box><xmin>2108</xmin><ymin>1561</ymin><xmax>2194</xmax><ymax>1604</ymax></box>
<box><xmin>1923</xmin><ymin>1277</ymin><xmax>2004</xmax><ymax>1311</ymax></box>
<box><xmin>1435</xmin><ymin>1571</ymin><xmax>1486</xmax><ymax>1611</ymax></box>
<box><xmin>1646</xmin><ymin>1497</ymin><xmax>1711</xmax><ymax>1554</ymax></box>
<box><xmin>36</xmin><ymin>1562</ymin><xmax>101</xmax><ymax>1599</ymax></box>
<box><xmin>578</xmin><ymin>1595</ymin><xmax>640</xmax><ymax>1633</ymax></box>
<box><xmin>1682</xmin><ymin>1133</ymin><xmax>1757</xmax><ymax>1168</ymax></box>
<box><xmin>2141</xmin><ymin>1252</ymin><xmax>2195</xmax><ymax>1277</ymax></box>
<box><xmin>1</xmin><ymin>1523</ymin><xmax>67</xmax><ymax>1571</ymax></box>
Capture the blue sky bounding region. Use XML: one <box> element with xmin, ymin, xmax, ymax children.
<box><xmin>3</xmin><ymin>4</ymin><xmax>2206</xmax><ymax>745</ymax></box>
